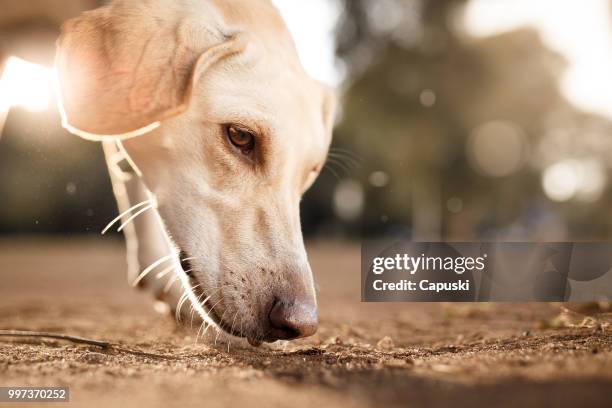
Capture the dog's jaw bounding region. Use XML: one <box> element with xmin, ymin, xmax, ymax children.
<box><xmin>178</xmin><ymin>249</ymin><xmax>264</xmax><ymax>344</ymax></box>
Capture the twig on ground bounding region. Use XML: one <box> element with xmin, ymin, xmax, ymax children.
<box><xmin>0</xmin><ymin>330</ymin><xmax>110</xmax><ymax>348</ymax></box>
<box><xmin>0</xmin><ymin>329</ymin><xmax>186</xmax><ymax>360</ymax></box>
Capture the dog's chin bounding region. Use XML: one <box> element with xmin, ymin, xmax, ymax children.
<box><xmin>178</xmin><ymin>251</ymin><xmax>265</xmax><ymax>347</ymax></box>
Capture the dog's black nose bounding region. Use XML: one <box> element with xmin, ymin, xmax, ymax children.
<box><xmin>268</xmin><ymin>298</ymin><xmax>318</xmax><ymax>340</ymax></box>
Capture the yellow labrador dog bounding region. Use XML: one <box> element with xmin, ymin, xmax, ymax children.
<box><xmin>55</xmin><ymin>0</ymin><xmax>336</xmax><ymax>346</ymax></box>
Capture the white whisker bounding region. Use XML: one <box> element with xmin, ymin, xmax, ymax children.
<box><xmin>163</xmin><ymin>275</ymin><xmax>180</xmax><ymax>293</ymax></box>
<box><xmin>323</xmin><ymin>163</ymin><xmax>341</xmax><ymax>180</ymax></box>
<box><xmin>203</xmin><ymin>322</ymin><xmax>213</xmax><ymax>338</ymax></box>
<box><xmin>228</xmin><ymin>310</ymin><xmax>240</xmax><ymax>351</ymax></box>
<box><xmin>329</xmin><ymin>155</ymin><xmax>361</xmax><ymax>167</ymax></box>
<box><xmin>330</xmin><ymin>147</ymin><xmax>363</xmax><ymax>161</ymax></box>
<box><xmin>214</xmin><ymin>316</ymin><xmax>224</xmax><ymax>346</ymax></box>
<box><xmin>101</xmin><ymin>199</ymin><xmax>152</xmax><ymax>235</ymax></box>
<box><xmin>155</xmin><ymin>265</ymin><xmax>175</xmax><ymax>280</ymax></box>
<box><xmin>132</xmin><ymin>253</ymin><xmax>176</xmax><ymax>287</ymax></box>
<box><xmin>205</xmin><ymin>295</ymin><xmax>225</xmax><ymax>321</ymax></box>
<box><xmin>327</xmin><ymin>157</ymin><xmax>352</xmax><ymax>175</ymax></box>
<box><xmin>175</xmin><ymin>292</ymin><xmax>190</xmax><ymax>322</ymax></box>
<box><xmin>190</xmin><ymin>288</ymin><xmax>207</xmax><ymax>329</ymax></box>
<box><xmin>195</xmin><ymin>321</ymin><xmax>206</xmax><ymax>345</ymax></box>
<box><xmin>117</xmin><ymin>203</ymin><xmax>156</xmax><ymax>232</ymax></box>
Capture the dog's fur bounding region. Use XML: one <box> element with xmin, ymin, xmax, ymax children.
<box><xmin>55</xmin><ymin>0</ymin><xmax>336</xmax><ymax>344</ymax></box>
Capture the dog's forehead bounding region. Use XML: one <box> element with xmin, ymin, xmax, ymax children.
<box><xmin>193</xmin><ymin>0</ymin><xmax>330</xmax><ymax>156</ymax></box>
<box><xmin>211</xmin><ymin>0</ymin><xmax>296</xmax><ymax>50</ymax></box>
<box><xmin>194</xmin><ymin>53</ymin><xmax>328</xmax><ymax>157</ymax></box>
<box><xmin>200</xmin><ymin>70</ymin><xmax>328</xmax><ymax>153</ymax></box>
<box><xmin>211</xmin><ymin>0</ymin><xmax>308</xmax><ymax>77</ymax></box>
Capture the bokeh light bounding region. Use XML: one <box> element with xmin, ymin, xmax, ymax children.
<box><xmin>0</xmin><ymin>56</ymin><xmax>54</xmax><ymax>113</ymax></box>
<box><xmin>333</xmin><ymin>180</ymin><xmax>364</xmax><ymax>221</ymax></box>
<box><xmin>419</xmin><ymin>89</ymin><xmax>436</xmax><ymax>108</ymax></box>
<box><xmin>446</xmin><ymin>197</ymin><xmax>464</xmax><ymax>214</ymax></box>
<box><xmin>368</xmin><ymin>171</ymin><xmax>390</xmax><ymax>187</ymax></box>
<box><xmin>467</xmin><ymin>121</ymin><xmax>528</xmax><ymax>178</ymax></box>
<box><xmin>542</xmin><ymin>159</ymin><xmax>607</xmax><ymax>202</ymax></box>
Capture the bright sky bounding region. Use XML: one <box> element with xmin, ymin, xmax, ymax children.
<box><xmin>464</xmin><ymin>0</ymin><xmax>612</xmax><ymax>119</ymax></box>
<box><xmin>272</xmin><ymin>0</ymin><xmax>342</xmax><ymax>85</ymax></box>
<box><xmin>275</xmin><ymin>0</ymin><xmax>612</xmax><ymax>119</ymax></box>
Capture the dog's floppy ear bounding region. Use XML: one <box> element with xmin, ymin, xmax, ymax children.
<box><xmin>55</xmin><ymin>3</ymin><xmax>245</xmax><ymax>140</ymax></box>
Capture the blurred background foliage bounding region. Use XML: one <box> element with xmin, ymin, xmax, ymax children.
<box><xmin>323</xmin><ymin>0</ymin><xmax>612</xmax><ymax>241</ymax></box>
<box><xmin>2</xmin><ymin>0</ymin><xmax>612</xmax><ymax>241</ymax></box>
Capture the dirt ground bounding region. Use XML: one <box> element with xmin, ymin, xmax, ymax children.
<box><xmin>0</xmin><ymin>238</ymin><xmax>611</xmax><ymax>408</ymax></box>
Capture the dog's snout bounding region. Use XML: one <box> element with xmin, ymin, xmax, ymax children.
<box><xmin>268</xmin><ymin>298</ymin><xmax>318</xmax><ymax>340</ymax></box>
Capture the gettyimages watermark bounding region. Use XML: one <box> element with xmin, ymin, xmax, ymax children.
<box><xmin>362</xmin><ymin>241</ymin><xmax>612</xmax><ymax>302</ymax></box>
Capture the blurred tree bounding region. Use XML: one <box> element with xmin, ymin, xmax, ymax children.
<box><xmin>331</xmin><ymin>0</ymin><xmax>612</xmax><ymax>240</ymax></box>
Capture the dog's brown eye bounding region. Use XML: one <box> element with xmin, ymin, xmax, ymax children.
<box><xmin>226</xmin><ymin>125</ymin><xmax>255</xmax><ymax>154</ymax></box>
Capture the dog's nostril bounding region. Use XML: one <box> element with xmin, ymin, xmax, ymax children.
<box><xmin>268</xmin><ymin>298</ymin><xmax>318</xmax><ymax>340</ymax></box>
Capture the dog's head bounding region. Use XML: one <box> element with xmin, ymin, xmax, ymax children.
<box><xmin>55</xmin><ymin>0</ymin><xmax>336</xmax><ymax>344</ymax></box>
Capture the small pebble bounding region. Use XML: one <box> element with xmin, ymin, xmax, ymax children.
<box><xmin>79</xmin><ymin>352</ymin><xmax>107</xmax><ymax>364</ymax></box>
<box><xmin>376</xmin><ymin>336</ymin><xmax>395</xmax><ymax>351</ymax></box>
<box><xmin>323</xmin><ymin>336</ymin><xmax>343</xmax><ymax>346</ymax></box>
